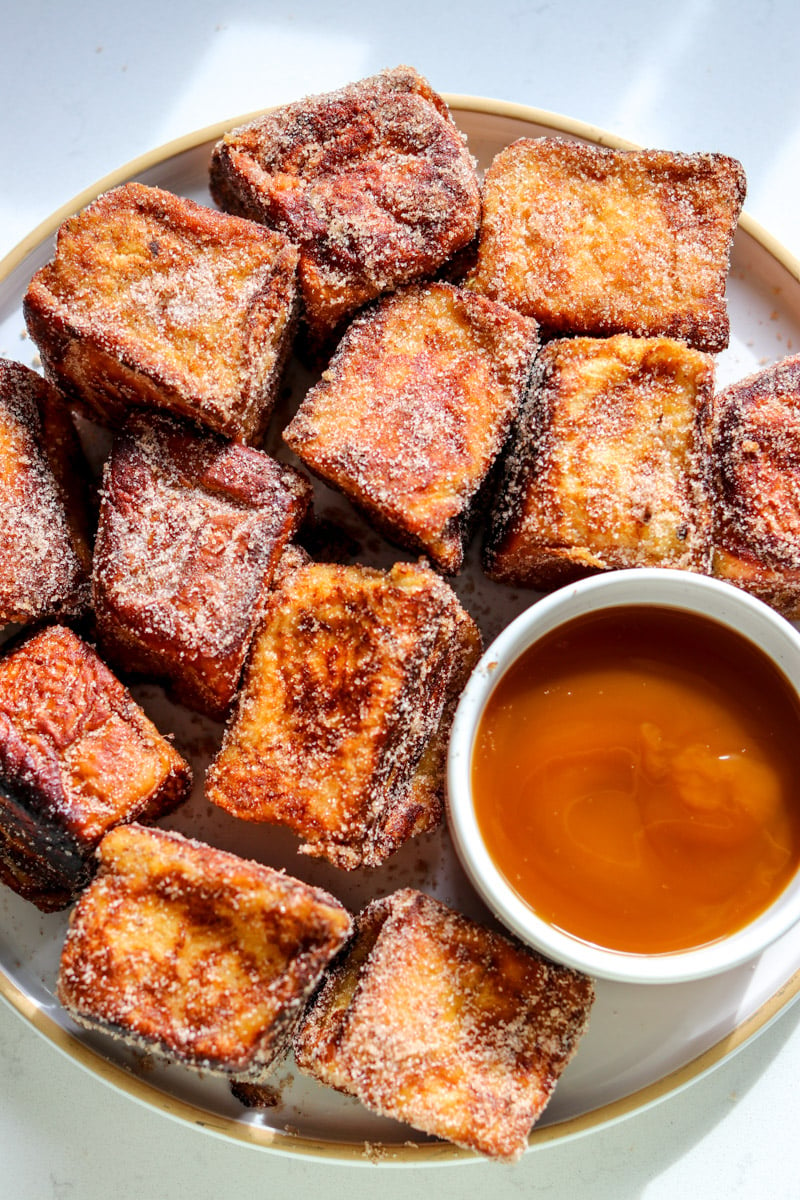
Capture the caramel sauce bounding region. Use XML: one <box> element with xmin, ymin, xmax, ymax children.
<box><xmin>472</xmin><ymin>606</ymin><xmax>800</xmax><ymax>954</ymax></box>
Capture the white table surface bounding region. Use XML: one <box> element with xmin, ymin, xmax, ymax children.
<box><xmin>3</xmin><ymin>3</ymin><xmax>800</xmax><ymax>1196</ymax></box>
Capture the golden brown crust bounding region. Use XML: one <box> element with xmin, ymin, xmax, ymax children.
<box><xmin>711</xmin><ymin>354</ymin><xmax>800</xmax><ymax>615</ymax></box>
<box><xmin>283</xmin><ymin>283</ymin><xmax>540</xmax><ymax>573</ymax></box>
<box><xmin>205</xmin><ymin>560</ymin><xmax>481</xmax><ymax>869</ymax></box>
<box><xmin>468</xmin><ymin>138</ymin><xmax>746</xmax><ymax>352</ymax></box>
<box><xmin>484</xmin><ymin>334</ymin><xmax>715</xmax><ymax>588</ymax></box>
<box><xmin>294</xmin><ymin>888</ymin><xmax>594</xmax><ymax>1161</ymax></box>
<box><xmin>210</xmin><ymin>66</ymin><xmax>481</xmax><ymax>349</ymax></box>
<box><xmin>0</xmin><ymin>359</ymin><xmax>92</xmax><ymax>626</ymax></box>
<box><xmin>23</xmin><ymin>182</ymin><xmax>299</xmax><ymax>443</ymax></box>
<box><xmin>57</xmin><ymin>824</ymin><xmax>352</xmax><ymax>1080</ymax></box>
<box><xmin>0</xmin><ymin>626</ymin><xmax>191</xmax><ymax>911</ymax></box>
<box><xmin>92</xmin><ymin>412</ymin><xmax>312</xmax><ymax>719</ymax></box>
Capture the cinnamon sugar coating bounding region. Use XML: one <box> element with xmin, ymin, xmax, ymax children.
<box><xmin>711</xmin><ymin>354</ymin><xmax>800</xmax><ymax>616</ymax></box>
<box><xmin>0</xmin><ymin>626</ymin><xmax>191</xmax><ymax>911</ymax></box>
<box><xmin>92</xmin><ymin>413</ymin><xmax>312</xmax><ymax>719</ymax></box>
<box><xmin>205</xmin><ymin>560</ymin><xmax>482</xmax><ymax>869</ymax></box>
<box><xmin>23</xmin><ymin>182</ymin><xmax>299</xmax><ymax>442</ymax></box>
<box><xmin>58</xmin><ymin>824</ymin><xmax>352</xmax><ymax>1081</ymax></box>
<box><xmin>484</xmin><ymin>334</ymin><xmax>715</xmax><ymax>588</ymax></box>
<box><xmin>283</xmin><ymin>283</ymin><xmax>540</xmax><ymax>573</ymax></box>
<box><xmin>294</xmin><ymin>888</ymin><xmax>594</xmax><ymax>1161</ymax></box>
<box><xmin>209</xmin><ymin>66</ymin><xmax>481</xmax><ymax>350</ymax></box>
<box><xmin>0</xmin><ymin>359</ymin><xmax>92</xmax><ymax>626</ymax></box>
<box><xmin>468</xmin><ymin>138</ymin><xmax>746</xmax><ymax>352</ymax></box>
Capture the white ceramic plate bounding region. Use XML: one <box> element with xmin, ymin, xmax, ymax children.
<box><xmin>1</xmin><ymin>98</ymin><xmax>800</xmax><ymax>1166</ymax></box>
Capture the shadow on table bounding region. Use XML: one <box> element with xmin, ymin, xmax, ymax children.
<box><xmin>507</xmin><ymin>997</ymin><xmax>800</xmax><ymax>1198</ymax></box>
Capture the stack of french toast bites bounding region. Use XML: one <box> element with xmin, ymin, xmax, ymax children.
<box><xmin>0</xmin><ymin>63</ymin><xmax>795</xmax><ymax>1160</ymax></box>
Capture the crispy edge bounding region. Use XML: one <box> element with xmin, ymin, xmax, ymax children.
<box><xmin>92</xmin><ymin>414</ymin><xmax>312</xmax><ymax>718</ymax></box>
<box><xmin>0</xmin><ymin>625</ymin><xmax>191</xmax><ymax>910</ymax></box>
<box><xmin>284</xmin><ymin>283</ymin><xmax>540</xmax><ymax>574</ymax></box>
<box><xmin>206</xmin><ymin>561</ymin><xmax>481</xmax><ymax>869</ymax></box>
<box><xmin>209</xmin><ymin>67</ymin><xmax>480</xmax><ymax>347</ymax></box>
<box><xmin>0</xmin><ymin>359</ymin><xmax>93</xmax><ymax>625</ymax></box>
<box><xmin>23</xmin><ymin>183</ymin><xmax>300</xmax><ymax>442</ymax></box>
<box><xmin>711</xmin><ymin>354</ymin><xmax>800</xmax><ymax>616</ymax></box>
<box><xmin>294</xmin><ymin>888</ymin><xmax>594</xmax><ymax>1160</ymax></box>
<box><xmin>483</xmin><ymin>335</ymin><xmax>715</xmax><ymax>588</ymax></box>
<box><xmin>468</xmin><ymin>138</ymin><xmax>746</xmax><ymax>352</ymax></box>
<box><xmin>57</xmin><ymin>823</ymin><xmax>353</xmax><ymax>1080</ymax></box>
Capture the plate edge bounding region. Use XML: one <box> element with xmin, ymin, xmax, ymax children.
<box><xmin>1</xmin><ymin>92</ymin><xmax>800</xmax><ymax>1165</ymax></box>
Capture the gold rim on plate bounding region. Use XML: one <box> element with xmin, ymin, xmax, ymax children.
<box><xmin>1</xmin><ymin>94</ymin><xmax>800</xmax><ymax>1165</ymax></box>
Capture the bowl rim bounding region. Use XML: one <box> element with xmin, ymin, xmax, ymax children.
<box><xmin>446</xmin><ymin>568</ymin><xmax>800</xmax><ymax>984</ymax></box>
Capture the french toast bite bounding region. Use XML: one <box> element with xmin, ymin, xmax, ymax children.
<box><xmin>0</xmin><ymin>359</ymin><xmax>92</xmax><ymax>627</ymax></box>
<box><xmin>209</xmin><ymin>66</ymin><xmax>481</xmax><ymax>351</ymax></box>
<box><xmin>92</xmin><ymin>413</ymin><xmax>312</xmax><ymax>719</ymax></box>
<box><xmin>468</xmin><ymin>138</ymin><xmax>746</xmax><ymax>352</ymax></box>
<box><xmin>205</xmin><ymin>560</ymin><xmax>481</xmax><ymax>869</ymax></box>
<box><xmin>58</xmin><ymin>824</ymin><xmax>352</xmax><ymax>1081</ymax></box>
<box><xmin>23</xmin><ymin>182</ymin><xmax>299</xmax><ymax>442</ymax></box>
<box><xmin>294</xmin><ymin>888</ymin><xmax>595</xmax><ymax>1161</ymax></box>
<box><xmin>283</xmin><ymin>283</ymin><xmax>540</xmax><ymax>573</ymax></box>
<box><xmin>484</xmin><ymin>334</ymin><xmax>715</xmax><ymax>588</ymax></box>
<box><xmin>711</xmin><ymin>354</ymin><xmax>800</xmax><ymax>616</ymax></box>
<box><xmin>0</xmin><ymin>625</ymin><xmax>191</xmax><ymax>911</ymax></box>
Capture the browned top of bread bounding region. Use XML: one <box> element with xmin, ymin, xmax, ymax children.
<box><xmin>210</xmin><ymin>66</ymin><xmax>481</xmax><ymax>345</ymax></box>
<box><xmin>711</xmin><ymin>353</ymin><xmax>800</xmax><ymax>614</ymax></box>
<box><xmin>58</xmin><ymin>824</ymin><xmax>352</xmax><ymax>1079</ymax></box>
<box><xmin>468</xmin><ymin>138</ymin><xmax>746</xmax><ymax>352</ymax></box>
<box><xmin>0</xmin><ymin>625</ymin><xmax>190</xmax><ymax>844</ymax></box>
<box><xmin>0</xmin><ymin>359</ymin><xmax>91</xmax><ymax>626</ymax></box>
<box><xmin>283</xmin><ymin>282</ymin><xmax>539</xmax><ymax>573</ymax></box>
<box><xmin>205</xmin><ymin>560</ymin><xmax>481</xmax><ymax>869</ymax></box>
<box><xmin>294</xmin><ymin>888</ymin><xmax>594</xmax><ymax>1161</ymax></box>
<box><xmin>92</xmin><ymin>412</ymin><xmax>312</xmax><ymax>718</ymax></box>
<box><xmin>484</xmin><ymin>334</ymin><xmax>715</xmax><ymax>588</ymax></box>
<box><xmin>23</xmin><ymin>182</ymin><xmax>299</xmax><ymax>442</ymax></box>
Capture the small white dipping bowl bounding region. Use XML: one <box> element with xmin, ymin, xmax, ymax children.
<box><xmin>447</xmin><ymin>568</ymin><xmax>800</xmax><ymax>984</ymax></box>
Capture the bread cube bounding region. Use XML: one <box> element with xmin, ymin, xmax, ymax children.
<box><xmin>711</xmin><ymin>354</ymin><xmax>800</xmax><ymax>616</ymax></box>
<box><xmin>283</xmin><ymin>283</ymin><xmax>540</xmax><ymax>573</ymax></box>
<box><xmin>294</xmin><ymin>888</ymin><xmax>594</xmax><ymax>1161</ymax></box>
<box><xmin>0</xmin><ymin>359</ymin><xmax>91</xmax><ymax>626</ymax></box>
<box><xmin>58</xmin><ymin>824</ymin><xmax>352</xmax><ymax>1081</ymax></box>
<box><xmin>210</xmin><ymin>66</ymin><xmax>481</xmax><ymax>350</ymax></box>
<box><xmin>92</xmin><ymin>413</ymin><xmax>312</xmax><ymax>718</ymax></box>
<box><xmin>0</xmin><ymin>625</ymin><xmax>191</xmax><ymax>911</ymax></box>
<box><xmin>205</xmin><ymin>560</ymin><xmax>481</xmax><ymax>869</ymax></box>
<box><xmin>468</xmin><ymin>138</ymin><xmax>745</xmax><ymax>352</ymax></box>
<box><xmin>23</xmin><ymin>182</ymin><xmax>299</xmax><ymax>442</ymax></box>
<box><xmin>484</xmin><ymin>334</ymin><xmax>715</xmax><ymax>588</ymax></box>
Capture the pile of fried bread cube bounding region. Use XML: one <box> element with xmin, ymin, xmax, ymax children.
<box><xmin>1</xmin><ymin>64</ymin><xmax>795</xmax><ymax>1160</ymax></box>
